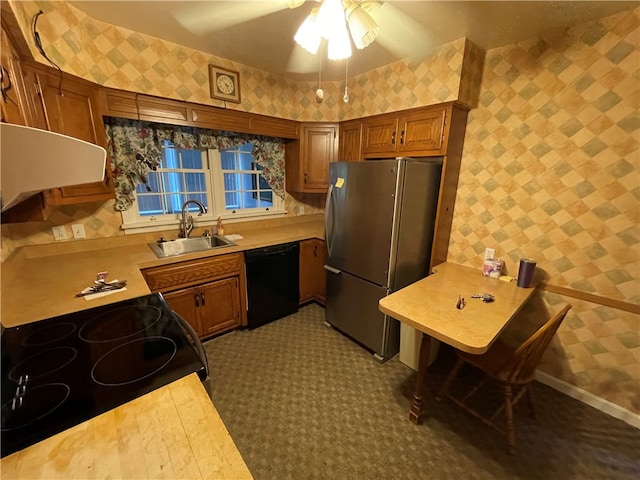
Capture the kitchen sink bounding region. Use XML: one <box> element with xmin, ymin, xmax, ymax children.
<box><xmin>149</xmin><ymin>235</ymin><xmax>236</xmax><ymax>258</ymax></box>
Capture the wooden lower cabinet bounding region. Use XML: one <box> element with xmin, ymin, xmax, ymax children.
<box><xmin>163</xmin><ymin>277</ymin><xmax>241</xmax><ymax>338</ymax></box>
<box><xmin>141</xmin><ymin>253</ymin><xmax>246</xmax><ymax>339</ymax></box>
<box><xmin>299</xmin><ymin>239</ymin><xmax>327</xmax><ymax>305</ymax></box>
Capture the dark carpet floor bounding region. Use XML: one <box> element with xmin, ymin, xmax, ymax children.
<box><xmin>204</xmin><ymin>303</ymin><xmax>640</xmax><ymax>480</ymax></box>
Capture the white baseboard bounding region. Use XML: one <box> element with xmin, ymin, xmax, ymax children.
<box><xmin>535</xmin><ymin>370</ymin><xmax>640</xmax><ymax>429</ymax></box>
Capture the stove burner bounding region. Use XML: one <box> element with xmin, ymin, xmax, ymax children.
<box><xmin>8</xmin><ymin>347</ymin><xmax>78</xmax><ymax>382</ymax></box>
<box><xmin>1</xmin><ymin>383</ymin><xmax>70</xmax><ymax>431</ymax></box>
<box><xmin>91</xmin><ymin>337</ymin><xmax>177</xmax><ymax>386</ymax></box>
<box><xmin>79</xmin><ymin>306</ymin><xmax>162</xmax><ymax>343</ymax></box>
<box><xmin>22</xmin><ymin>322</ymin><xmax>76</xmax><ymax>347</ymax></box>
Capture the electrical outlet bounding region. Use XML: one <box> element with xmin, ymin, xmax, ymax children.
<box><xmin>484</xmin><ymin>247</ymin><xmax>495</xmax><ymax>260</ymax></box>
<box><xmin>52</xmin><ymin>226</ymin><xmax>67</xmax><ymax>241</ymax></box>
<box><xmin>71</xmin><ymin>224</ymin><xmax>86</xmax><ymax>239</ymax></box>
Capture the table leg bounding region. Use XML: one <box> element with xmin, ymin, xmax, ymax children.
<box><xmin>409</xmin><ymin>332</ymin><xmax>432</xmax><ymax>425</ymax></box>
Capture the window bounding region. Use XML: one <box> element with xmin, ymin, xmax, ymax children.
<box><xmin>215</xmin><ymin>143</ymin><xmax>275</xmax><ymax>211</ymax></box>
<box><xmin>121</xmin><ymin>141</ymin><xmax>284</xmax><ymax>232</ymax></box>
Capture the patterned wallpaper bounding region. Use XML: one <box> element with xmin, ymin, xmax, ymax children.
<box><xmin>8</xmin><ymin>0</ymin><xmax>468</xmax><ymax>121</ymax></box>
<box><xmin>2</xmin><ymin>0</ymin><xmax>472</xmax><ymax>259</ymax></box>
<box><xmin>3</xmin><ymin>1</ymin><xmax>638</xmax><ymax>417</ymax></box>
<box><xmin>448</xmin><ymin>7</ymin><xmax>640</xmax><ymax>415</ymax></box>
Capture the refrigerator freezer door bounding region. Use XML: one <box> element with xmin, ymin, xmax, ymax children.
<box><xmin>326</xmin><ymin>160</ymin><xmax>398</xmax><ymax>287</ymax></box>
<box><xmin>325</xmin><ymin>267</ymin><xmax>399</xmax><ymax>360</ymax></box>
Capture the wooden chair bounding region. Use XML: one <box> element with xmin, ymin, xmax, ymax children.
<box><xmin>437</xmin><ymin>304</ymin><xmax>572</xmax><ymax>454</ymax></box>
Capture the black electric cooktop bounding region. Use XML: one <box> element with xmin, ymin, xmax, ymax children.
<box><xmin>1</xmin><ymin>293</ymin><xmax>206</xmax><ymax>458</ymax></box>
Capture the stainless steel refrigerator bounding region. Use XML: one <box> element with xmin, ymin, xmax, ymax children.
<box><xmin>324</xmin><ymin>157</ymin><xmax>443</xmax><ymax>361</ymax></box>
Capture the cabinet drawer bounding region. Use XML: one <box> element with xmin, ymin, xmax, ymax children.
<box><xmin>143</xmin><ymin>253</ymin><xmax>243</xmax><ymax>292</ymax></box>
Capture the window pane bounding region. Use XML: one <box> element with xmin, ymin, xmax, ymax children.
<box><xmin>185</xmin><ymin>172</ymin><xmax>207</xmax><ymax>193</ymax></box>
<box><xmin>225</xmin><ymin>191</ymin><xmax>241</xmax><ymax>209</ymax></box>
<box><xmin>161</xmin><ymin>172</ymin><xmax>185</xmax><ymax>193</ymax></box>
<box><xmin>259</xmin><ymin>191</ymin><xmax>273</xmax><ymax>207</ymax></box>
<box><xmin>181</xmin><ymin>150</ymin><xmax>203</xmax><ymax>169</ymax></box>
<box><xmin>223</xmin><ymin>172</ymin><xmax>240</xmax><ymax>191</ymax></box>
<box><xmin>239</xmin><ymin>153</ymin><xmax>253</xmax><ymax>171</ymax></box>
<box><xmin>186</xmin><ymin>193</ymin><xmax>208</xmax><ymax>211</ymax></box>
<box><xmin>162</xmin><ymin>148</ymin><xmax>180</xmax><ymax>169</ymax></box>
<box><xmin>146</xmin><ymin>172</ymin><xmax>161</xmax><ymax>192</ymax></box>
<box><xmin>220</xmin><ymin>151</ymin><xmax>236</xmax><ymax>170</ymax></box>
<box><xmin>164</xmin><ymin>194</ymin><xmax>184</xmax><ymax>214</ymax></box>
<box><xmin>137</xmin><ymin>195</ymin><xmax>163</xmax><ymax>216</ymax></box>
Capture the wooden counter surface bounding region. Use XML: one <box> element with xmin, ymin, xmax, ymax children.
<box><xmin>0</xmin><ymin>374</ymin><xmax>253</xmax><ymax>480</ymax></box>
<box><xmin>1</xmin><ymin>217</ymin><xmax>324</xmax><ymax>326</ymax></box>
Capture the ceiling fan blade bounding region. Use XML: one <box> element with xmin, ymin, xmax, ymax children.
<box><xmin>369</xmin><ymin>3</ymin><xmax>437</xmax><ymax>62</ymax></box>
<box><xmin>174</xmin><ymin>1</ymin><xmax>292</xmax><ymax>34</ymax></box>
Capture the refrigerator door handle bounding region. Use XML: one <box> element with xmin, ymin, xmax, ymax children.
<box><xmin>324</xmin><ymin>183</ymin><xmax>335</xmax><ymax>258</ymax></box>
<box><xmin>324</xmin><ymin>264</ymin><xmax>341</xmax><ymax>274</ymax></box>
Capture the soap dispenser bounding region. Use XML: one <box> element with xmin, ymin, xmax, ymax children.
<box><xmin>216</xmin><ymin>217</ymin><xmax>225</xmax><ymax>236</ymax></box>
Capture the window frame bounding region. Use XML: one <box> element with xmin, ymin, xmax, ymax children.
<box><xmin>120</xmin><ymin>146</ymin><xmax>285</xmax><ymax>234</ymax></box>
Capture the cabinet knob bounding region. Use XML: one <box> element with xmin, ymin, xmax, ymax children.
<box><xmin>200</xmin><ymin>292</ymin><xmax>205</xmax><ymax>306</ymax></box>
<box><xmin>195</xmin><ymin>293</ymin><xmax>199</xmax><ymax>307</ymax></box>
<box><xmin>400</xmin><ymin>130</ymin><xmax>405</xmax><ymax>145</ymax></box>
<box><xmin>391</xmin><ymin>131</ymin><xmax>396</xmax><ymax>146</ymax></box>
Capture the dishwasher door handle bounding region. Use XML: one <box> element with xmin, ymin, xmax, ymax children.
<box><xmin>324</xmin><ymin>265</ymin><xmax>341</xmax><ymax>274</ymax></box>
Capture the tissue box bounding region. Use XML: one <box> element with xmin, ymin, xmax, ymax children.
<box><xmin>482</xmin><ymin>259</ymin><xmax>503</xmax><ymax>278</ymax></box>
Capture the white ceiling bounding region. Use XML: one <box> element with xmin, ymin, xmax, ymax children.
<box><xmin>68</xmin><ymin>1</ymin><xmax>637</xmax><ymax>81</ymax></box>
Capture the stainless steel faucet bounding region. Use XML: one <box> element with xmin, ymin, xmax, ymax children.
<box><xmin>179</xmin><ymin>199</ymin><xmax>207</xmax><ymax>238</ymax></box>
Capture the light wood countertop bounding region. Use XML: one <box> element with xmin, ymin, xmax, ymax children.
<box><xmin>1</xmin><ymin>216</ymin><xmax>324</xmax><ymax>327</ymax></box>
<box><xmin>0</xmin><ymin>374</ymin><xmax>253</xmax><ymax>480</ymax></box>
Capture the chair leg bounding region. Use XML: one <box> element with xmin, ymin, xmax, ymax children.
<box><xmin>436</xmin><ymin>357</ymin><xmax>464</xmax><ymax>401</ymax></box>
<box><xmin>503</xmin><ymin>384</ymin><xmax>516</xmax><ymax>455</ymax></box>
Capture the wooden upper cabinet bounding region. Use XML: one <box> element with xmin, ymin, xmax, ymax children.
<box><xmin>285</xmin><ymin>123</ymin><xmax>338</xmax><ymax>193</ymax></box>
<box><xmin>362</xmin><ymin>115</ymin><xmax>399</xmax><ymax>155</ymax></box>
<box><xmin>98</xmin><ymin>87</ymin><xmax>299</xmax><ymax>139</ymax></box>
<box><xmin>0</xmin><ymin>25</ymin><xmax>29</xmax><ymax>125</ymax></box>
<box><xmin>361</xmin><ymin>104</ymin><xmax>450</xmax><ymax>158</ymax></box>
<box><xmin>338</xmin><ymin>120</ymin><xmax>363</xmax><ymax>161</ymax></box>
<box><xmin>397</xmin><ymin>107</ymin><xmax>446</xmax><ymax>154</ymax></box>
<box><xmin>30</xmin><ymin>65</ymin><xmax>114</xmax><ymax>204</ymax></box>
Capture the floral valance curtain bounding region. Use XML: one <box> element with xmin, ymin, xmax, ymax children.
<box><xmin>104</xmin><ymin>117</ymin><xmax>286</xmax><ymax>211</ymax></box>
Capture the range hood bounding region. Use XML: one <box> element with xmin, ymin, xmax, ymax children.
<box><xmin>1</xmin><ymin>123</ymin><xmax>107</xmax><ymax>212</ymax></box>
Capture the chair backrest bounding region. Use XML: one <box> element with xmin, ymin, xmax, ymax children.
<box><xmin>501</xmin><ymin>304</ymin><xmax>572</xmax><ymax>383</ymax></box>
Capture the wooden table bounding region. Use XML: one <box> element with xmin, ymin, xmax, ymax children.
<box><xmin>379</xmin><ymin>262</ymin><xmax>536</xmax><ymax>424</ymax></box>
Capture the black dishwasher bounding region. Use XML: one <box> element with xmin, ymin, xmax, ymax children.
<box><xmin>245</xmin><ymin>241</ymin><xmax>300</xmax><ymax>329</ymax></box>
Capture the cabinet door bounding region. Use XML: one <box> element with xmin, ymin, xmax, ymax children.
<box><xmin>0</xmin><ymin>26</ymin><xmax>28</xmax><ymax>125</ymax></box>
<box><xmin>199</xmin><ymin>277</ymin><xmax>242</xmax><ymax>337</ymax></box>
<box><xmin>35</xmin><ymin>69</ymin><xmax>114</xmax><ymax>203</ymax></box>
<box><xmin>301</xmin><ymin>123</ymin><xmax>338</xmax><ymax>191</ymax></box>
<box><xmin>299</xmin><ymin>239</ymin><xmax>316</xmax><ymax>304</ymax></box>
<box><xmin>339</xmin><ymin>120</ymin><xmax>362</xmax><ymax>161</ymax></box>
<box><xmin>163</xmin><ymin>287</ymin><xmax>202</xmax><ymax>337</ymax></box>
<box><xmin>299</xmin><ymin>239</ymin><xmax>327</xmax><ymax>304</ymax></box>
<box><xmin>397</xmin><ymin>107</ymin><xmax>446</xmax><ymax>154</ymax></box>
<box><xmin>362</xmin><ymin>115</ymin><xmax>398</xmax><ymax>156</ymax></box>
<box><xmin>313</xmin><ymin>239</ymin><xmax>328</xmax><ymax>304</ymax></box>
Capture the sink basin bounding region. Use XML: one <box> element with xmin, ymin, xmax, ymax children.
<box><xmin>149</xmin><ymin>235</ymin><xmax>236</xmax><ymax>258</ymax></box>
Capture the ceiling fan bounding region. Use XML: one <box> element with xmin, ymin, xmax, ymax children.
<box><xmin>173</xmin><ymin>0</ymin><xmax>434</xmax><ymax>78</ymax></box>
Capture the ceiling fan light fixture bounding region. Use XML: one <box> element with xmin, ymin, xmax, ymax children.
<box><xmin>287</xmin><ymin>0</ymin><xmax>306</xmax><ymax>8</ymax></box>
<box><xmin>327</xmin><ymin>22</ymin><xmax>352</xmax><ymax>60</ymax></box>
<box><xmin>294</xmin><ymin>7</ymin><xmax>321</xmax><ymax>54</ymax></box>
<box><xmin>346</xmin><ymin>5</ymin><xmax>379</xmax><ymax>50</ymax></box>
<box><xmin>316</xmin><ymin>0</ymin><xmax>345</xmax><ymax>40</ymax></box>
